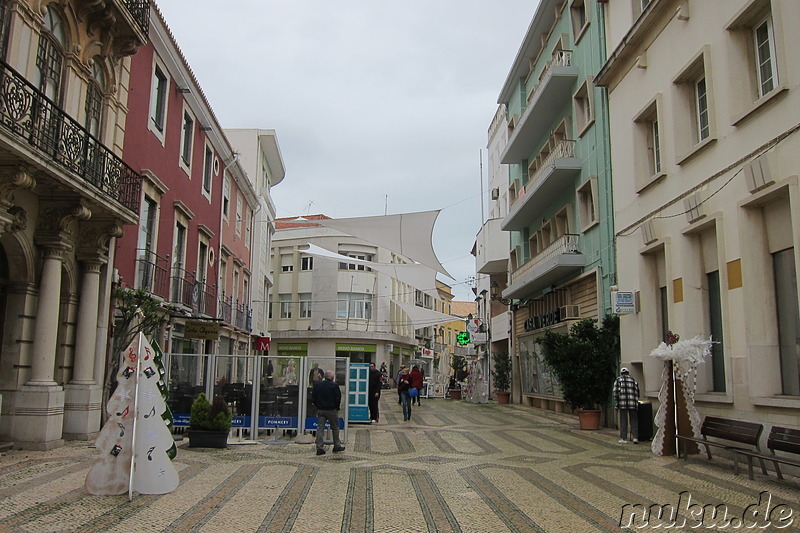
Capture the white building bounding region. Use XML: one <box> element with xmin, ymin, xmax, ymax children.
<box><xmin>224</xmin><ymin>129</ymin><xmax>286</xmax><ymax>342</ymax></box>
<box><xmin>596</xmin><ymin>0</ymin><xmax>800</xmax><ymax>429</ymax></box>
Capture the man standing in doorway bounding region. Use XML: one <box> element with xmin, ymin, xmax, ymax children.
<box><xmin>312</xmin><ymin>370</ymin><xmax>345</xmax><ymax>455</ymax></box>
<box><xmin>613</xmin><ymin>367</ymin><xmax>640</xmax><ymax>444</ymax></box>
<box><xmin>368</xmin><ymin>362</ymin><xmax>382</xmax><ymax>423</ymax></box>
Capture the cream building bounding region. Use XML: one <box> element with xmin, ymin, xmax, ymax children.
<box><xmin>596</xmin><ymin>0</ymin><xmax>800</xmax><ymax>427</ymax></box>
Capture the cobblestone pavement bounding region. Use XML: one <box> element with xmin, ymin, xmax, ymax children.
<box><xmin>0</xmin><ymin>397</ymin><xmax>799</xmax><ymax>532</ymax></box>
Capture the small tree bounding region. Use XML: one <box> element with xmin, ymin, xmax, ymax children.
<box><xmin>539</xmin><ymin>315</ymin><xmax>619</xmax><ymax>410</ymax></box>
<box><xmin>190</xmin><ymin>393</ymin><xmax>232</xmax><ymax>432</ymax></box>
<box><xmin>491</xmin><ymin>351</ymin><xmax>512</xmax><ymax>393</ymax></box>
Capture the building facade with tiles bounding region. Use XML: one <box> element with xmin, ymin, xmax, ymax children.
<box><xmin>495</xmin><ymin>0</ymin><xmax>616</xmax><ymax>409</ymax></box>
<box><xmin>0</xmin><ymin>0</ymin><xmax>149</xmax><ymax>448</ymax></box>
<box><xmin>596</xmin><ymin>0</ymin><xmax>800</xmax><ymax>429</ymax></box>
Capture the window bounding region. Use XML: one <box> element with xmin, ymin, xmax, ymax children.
<box><xmin>281</xmin><ymin>264</ymin><xmax>293</xmax><ymax>272</ymax></box>
<box><xmin>245</xmin><ymin>207</ymin><xmax>251</xmax><ymax>246</ymax></box>
<box><xmin>633</xmin><ymin>97</ymin><xmax>664</xmax><ymax>190</ymax></box>
<box><xmin>171</xmin><ymin>221</ymin><xmax>187</xmax><ymax>303</ymax></box>
<box><xmin>136</xmin><ymin>196</ymin><xmax>158</xmax><ymax>291</ymax></box>
<box><xmin>235</xmin><ymin>192</ymin><xmax>243</xmax><ymax>235</ymax></box>
<box><xmin>695</xmin><ymin>77</ymin><xmax>709</xmax><ymax>141</ymax></box>
<box><xmin>203</xmin><ymin>145</ymin><xmax>213</xmax><ymax>195</ymax></box>
<box><xmin>299</xmin><ymin>293</ymin><xmax>312</xmax><ymax>319</ymax></box>
<box><xmin>301</xmin><ymin>256</ymin><xmax>313</xmax><ymax>271</ymax></box>
<box><xmin>754</xmin><ymin>16</ymin><xmax>777</xmax><ymax>97</ymax></box>
<box><xmin>570</xmin><ymin>0</ymin><xmax>589</xmax><ymax>43</ymax></box>
<box><xmin>150</xmin><ymin>64</ymin><xmax>168</xmax><ymax>133</ymax></box>
<box><xmin>337</xmin><ymin>293</ymin><xmax>372</xmax><ymax>319</ymax></box>
<box><xmin>573</xmin><ymin>78</ymin><xmax>595</xmax><ymax>136</ymax></box>
<box><xmin>577</xmin><ymin>177</ymin><xmax>598</xmax><ymax>230</ymax></box>
<box><xmin>222</xmin><ymin>176</ymin><xmax>230</xmax><ymax>218</ymax></box>
<box><xmin>672</xmin><ymin>48</ymin><xmax>715</xmax><ymax>161</ymax></box>
<box><xmin>35</xmin><ymin>6</ymin><xmax>65</xmax><ymax>101</ymax></box>
<box><xmin>774</xmin><ymin>248</ymin><xmax>799</xmax><ymax>395</ymax></box>
<box><xmin>85</xmin><ymin>61</ymin><xmax>104</xmax><ymax>138</ymax></box>
<box><xmin>707</xmin><ymin>270</ymin><xmax>726</xmax><ymax>392</ymax></box>
<box><xmin>338</xmin><ymin>253</ymin><xmax>373</xmax><ymax>271</ymax></box>
<box><xmin>180</xmin><ymin>110</ymin><xmax>194</xmax><ymax>167</ymax></box>
<box><xmin>280</xmin><ymin>294</ymin><xmax>292</xmax><ymax>319</ymax></box>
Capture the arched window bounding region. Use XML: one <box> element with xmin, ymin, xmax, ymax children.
<box><xmin>35</xmin><ymin>5</ymin><xmax>66</xmax><ymax>101</ymax></box>
<box><xmin>85</xmin><ymin>60</ymin><xmax>105</xmax><ymax>137</ymax></box>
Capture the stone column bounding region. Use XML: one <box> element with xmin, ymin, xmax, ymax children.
<box><xmin>28</xmin><ymin>245</ymin><xmax>67</xmax><ymax>386</ymax></box>
<box><xmin>71</xmin><ymin>259</ymin><xmax>104</xmax><ymax>383</ymax></box>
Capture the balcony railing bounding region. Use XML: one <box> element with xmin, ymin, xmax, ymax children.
<box><xmin>514</xmin><ymin>234</ymin><xmax>580</xmax><ymax>279</ymax></box>
<box><xmin>170</xmin><ymin>265</ymin><xmax>215</xmax><ymax>316</ymax></box>
<box><xmin>124</xmin><ymin>0</ymin><xmax>150</xmax><ymax>35</ymax></box>
<box><xmin>218</xmin><ymin>294</ymin><xmax>252</xmax><ymax>331</ymax></box>
<box><xmin>134</xmin><ymin>248</ymin><xmax>169</xmax><ymax>299</ymax></box>
<box><xmin>524</xmin><ymin>139</ymin><xmax>576</xmax><ymax>195</ymax></box>
<box><xmin>0</xmin><ymin>61</ymin><xmax>141</xmax><ymax>214</ymax></box>
<box><xmin>526</xmin><ymin>50</ymin><xmax>573</xmax><ymax>104</ymax></box>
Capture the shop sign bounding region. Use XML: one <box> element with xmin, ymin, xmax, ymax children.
<box><xmin>524</xmin><ymin>307</ymin><xmax>563</xmax><ymax>332</ymax></box>
<box><xmin>613</xmin><ymin>290</ymin><xmax>637</xmax><ymax>314</ymax></box>
<box><xmin>185</xmin><ymin>320</ymin><xmax>220</xmax><ymax>340</ymax></box>
<box><xmin>256</xmin><ymin>336</ymin><xmax>271</xmax><ymax>351</ymax></box>
<box><xmin>277</xmin><ymin>343</ymin><xmax>308</xmax><ymax>356</ymax></box>
<box><xmin>335</xmin><ymin>344</ymin><xmax>377</xmax><ymax>352</ymax></box>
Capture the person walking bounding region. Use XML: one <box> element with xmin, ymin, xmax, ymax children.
<box><xmin>312</xmin><ymin>370</ymin><xmax>345</xmax><ymax>455</ymax></box>
<box><xmin>409</xmin><ymin>365</ymin><xmax>424</xmax><ymax>406</ymax></box>
<box><xmin>368</xmin><ymin>362</ymin><xmax>382</xmax><ymax>423</ymax></box>
<box><xmin>397</xmin><ymin>369</ymin><xmax>413</xmax><ymax>421</ymax></box>
<box><xmin>396</xmin><ymin>365</ymin><xmax>406</xmax><ymax>405</ymax></box>
<box><xmin>613</xmin><ymin>367</ymin><xmax>640</xmax><ymax>444</ymax></box>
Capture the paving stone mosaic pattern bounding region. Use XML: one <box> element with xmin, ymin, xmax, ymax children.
<box><xmin>0</xmin><ymin>397</ymin><xmax>798</xmax><ymax>532</ymax></box>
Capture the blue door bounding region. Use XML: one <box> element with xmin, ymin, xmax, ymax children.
<box><xmin>348</xmin><ymin>363</ymin><xmax>370</xmax><ymax>422</ymax></box>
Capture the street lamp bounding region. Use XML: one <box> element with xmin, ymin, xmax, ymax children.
<box><xmin>490</xmin><ymin>281</ymin><xmax>512</xmax><ymax>306</ymax></box>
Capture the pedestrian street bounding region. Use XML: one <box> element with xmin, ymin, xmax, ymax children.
<box><xmin>0</xmin><ymin>396</ymin><xmax>798</xmax><ymax>532</ymax></box>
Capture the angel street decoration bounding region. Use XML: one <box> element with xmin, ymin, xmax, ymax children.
<box><xmin>649</xmin><ymin>331</ymin><xmax>715</xmax><ymax>456</ymax></box>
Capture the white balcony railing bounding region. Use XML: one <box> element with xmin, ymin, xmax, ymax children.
<box><xmin>526</xmin><ymin>50</ymin><xmax>573</xmax><ymax>104</ymax></box>
<box><xmin>513</xmin><ymin>234</ymin><xmax>580</xmax><ymax>280</ymax></box>
<box><xmin>520</xmin><ymin>139</ymin><xmax>576</xmax><ymax>205</ymax></box>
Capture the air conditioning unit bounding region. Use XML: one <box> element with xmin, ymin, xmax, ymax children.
<box><xmin>491</xmin><ymin>187</ymin><xmax>499</xmax><ymax>200</ymax></box>
<box><xmin>560</xmin><ymin>305</ymin><xmax>580</xmax><ymax>320</ymax></box>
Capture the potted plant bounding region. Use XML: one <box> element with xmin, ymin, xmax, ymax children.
<box><xmin>491</xmin><ymin>351</ymin><xmax>512</xmax><ymax>404</ymax></box>
<box><xmin>188</xmin><ymin>393</ymin><xmax>232</xmax><ymax>448</ymax></box>
<box><xmin>539</xmin><ymin>315</ymin><xmax>619</xmax><ymax>429</ymax></box>
<box><xmin>449</xmin><ymin>355</ymin><xmax>466</xmax><ymax>399</ymax></box>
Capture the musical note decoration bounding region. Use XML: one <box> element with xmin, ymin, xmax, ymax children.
<box><xmin>85</xmin><ymin>334</ymin><xmax>179</xmax><ymax>497</ymax></box>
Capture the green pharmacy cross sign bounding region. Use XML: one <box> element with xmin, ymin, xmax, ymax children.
<box><xmin>456</xmin><ymin>331</ymin><xmax>471</xmax><ymax>346</ymax></box>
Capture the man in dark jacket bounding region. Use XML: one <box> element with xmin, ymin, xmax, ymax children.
<box><xmin>368</xmin><ymin>362</ymin><xmax>382</xmax><ymax>423</ymax></box>
<box><xmin>312</xmin><ymin>370</ymin><xmax>345</xmax><ymax>455</ymax></box>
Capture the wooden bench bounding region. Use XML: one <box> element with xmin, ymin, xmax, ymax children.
<box><xmin>734</xmin><ymin>426</ymin><xmax>800</xmax><ymax>480</ymax></box>
<box><xmin>677</xmin><ymin>416</ymin><xmax>767</xmax><ymax>476</ymax></box>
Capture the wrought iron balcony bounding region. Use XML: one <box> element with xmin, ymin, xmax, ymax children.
<box><xmin>0</xmin><ymin>61</ymin><xmax>141</xmax><ymax>214</ymax></box>
<box><xmin>218</xmin><ymin>294</ymin><xmax>252</xmax><ymax>332</ymax></box>
<box><xmin>124</xmin><ymin>0</ymin><xmax>150</xmax><ymax>35</ymax></box>
<box><xmin>134</xmin><ymin>248</ymin><xmax>169</xmax><ymax>299</ymax></box>
<box><xmin>170</xmin><ymin>265</ymin><xmax>216</xmax><ymax>316</ymax></box>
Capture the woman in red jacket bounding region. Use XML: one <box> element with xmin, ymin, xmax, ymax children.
<box><xmin>409</xmin><ymin>365</ymin><xmax>424</xmax><ymax>406</ymax></box>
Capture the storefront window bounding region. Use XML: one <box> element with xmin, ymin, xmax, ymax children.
<box><xmin>518</xmin><ymin>335</ymin><xmax>561</xmax><ymax>398</ymax></box>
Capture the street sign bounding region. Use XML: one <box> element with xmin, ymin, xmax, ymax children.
<box><xmin>612</xmin><ymin>291</ymin><xmax>637</xmax><ymax>315</ymax></box>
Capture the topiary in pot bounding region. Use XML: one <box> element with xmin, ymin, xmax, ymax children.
<box><xmin>539</xmin><ymin>315</ymin><xmax>619</xmax><ymax>428</ymax></box>
<box><xmin>491</xmin><ymin>351</ymin><xmax>512</xmax><ymax>404</ymax></box>
<box><xmin>188</xmin><ymin>393</ymin><xmax>232</xmax><ymax>448</ymax></box>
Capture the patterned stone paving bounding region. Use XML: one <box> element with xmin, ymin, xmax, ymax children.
<box><xmin>0</xmin><ymin>397</ymin><xmax>798</xmax><ymax>532</ymax></box>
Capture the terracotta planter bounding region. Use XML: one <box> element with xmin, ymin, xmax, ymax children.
<box><xmin>496</xmin><ymin>391</ymin><xmax>510</xmax><ymax>404</ymax></box>
<box><xmin>577</xmin><ymin>409</ymin><xmax>601</xmax><ymax>430</ymax></box>
<box><xmin>448</xmin><ymin>388</ymin><xmax>461</xmax><ymax>400</ymax></box>
<box><xmin>188</xmin><ymin>429</ymin><xmax>229</xmax><ymax>448</ymax></box>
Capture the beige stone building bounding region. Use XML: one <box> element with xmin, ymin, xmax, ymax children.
<box><xmin>0</xmin><ymin>0</ymin><xmax>148</xmax><ymax>448</ymax></box>
<box><xmin>596</xmin><ymin>0</ymin><xmax>800</xmax><ymax>428</ymax></box>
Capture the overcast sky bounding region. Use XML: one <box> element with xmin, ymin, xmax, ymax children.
<box><xmin>155</xmin><ymin>0</ymin><xmax>538</xmax><ymax>302</ymax></box>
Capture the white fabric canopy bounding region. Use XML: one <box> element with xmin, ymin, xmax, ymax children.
<box><xmin>313</xmin><ymin>210</ymin><xmax>452</xmax><ymax>278</ymax></box>
<box><xmin>301</xmin><ymin>243</ymin><xmax>440</xmax><ymax>299</ymax></box>
<box><xmin>393</xmin><ymin>301</ymin><xmax>462</xmax><ymax>328</ymax></box>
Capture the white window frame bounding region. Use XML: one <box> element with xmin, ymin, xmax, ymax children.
<box><xmin>301</xmin><ymin>256</ymin><xmax>313</xmax><ymax>271</ymax></box>
<box><xmin>235</xmin><ymin>191</ymin><xmax>243</xmax><ymax>236</ymax></box>
<box><xmin>695</xmin><ymin>76</ymin><xmax>709</xmax><ymax>141</ymax></box>
<box><xmin>577</xmin><ymin>176</ymin><xmax>598</xmax><ymax>231</ymax></box>
<box><xmin>299</xmin><ymin>293</ymin><xmax>312</xmax><ymax>318</ymax></box>
<box><xmin>148</xmin><ymin>58</ymin><xmax>170</xmax><ymax>144</ymax></box>
<box><xmin>633</xmin><ymin>95</ymin><xmax>665</xmax><ymax>192</ymax></box>
<box><xmin>280</xmin><ymin>294</ymin><xmax>292</xmax><ymax>319</ymax></box>
<box><xmin>570</xmin><ymin>0</ymin><xmax>590</xmax><ymax>44</ymax></box>
<box><xmin>202</xmin><ymin>142</ymin><xmax>214</xmax><ymax>199</ymax></box>
<box><xmin>222</xmin><ymin>175</ymin><xmax>231</xmax><ymax>219</ymax></box>
<box><xmin>179</xmin><ymin>104</ymin><xmax>195</xmax><ymax>175</ymax></box>
<box><xmin>573</xmin><ymin>77</ymin><xmax>595</xmax><ymax>137</ymax></box>
<box><xmin>753</xmin><ymin>15</ymin><xmax>777</xmax><ymax>98</ymax></box>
